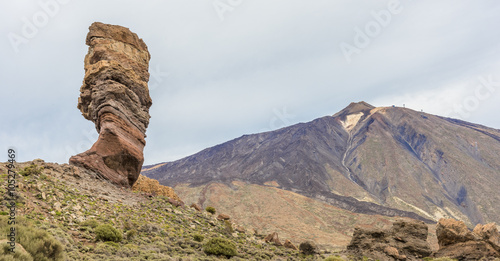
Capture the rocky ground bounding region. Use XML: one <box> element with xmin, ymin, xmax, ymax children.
<box><xmin>2</xmin><ymin>160</ymin><xmax>499</xmax><ymax>260</ymax></box>
<box><xmin>0</xmin><ymin>160</ymin><xmax>359</xmax><ymax>260</ymax></box>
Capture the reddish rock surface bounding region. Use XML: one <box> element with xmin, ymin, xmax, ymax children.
<box><xmin>69</xmin><ymin>22</ymin><xmax>152</xmax><ymax>187</ymax></box>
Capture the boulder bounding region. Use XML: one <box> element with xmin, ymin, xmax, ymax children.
<box><xmin>433</xmin><ymin>241</ymin><xmax>500</xmax><ymax>260</ymax></box>
<box><xmin>347</xmin><ymin>219</ymin><xmax>431</xmax><ymax>260</ymax></box>
<box><xmin>432</xmin><ymin>219</ymin><xmax>500</xmax><ymax>260</ymax></box>
<box><xmin>473</xmin><ymin>223</ymin><xmax>500</xmax><ymax>250</ymax></box>
<box><xmin>436</xmin><ymin>218</ymin><xmax>476</xmax><ymax>247</ymax></box>
<box><xmin>69</xmin><ymin>22</ymin><xmax>152</xmax><ymax>188</ymax></box>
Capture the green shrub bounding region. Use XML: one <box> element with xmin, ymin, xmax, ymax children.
<box><xmin>0</xmin><ymin>216</ymin><xmax>64</xmax><ymax>261</ymax></box>
<box><xmin>0</xmin><ymin>211</ymin><xmax>8</xmax><ymax>215</ymax></box>
<box><xmin>203</xmin><ymin>237</ymin><xmax>237</xmax><ymax>257</ymax></box>
<box><xmin>205</xmin><ymin>206</ymin><xmax>216</xmax><ymax>214</ymax></box>
<box><xmin>18</xmin><ymin>164</ymin><xmax>44</xmax><ymax>176</ymax></box>
<box><xmin>1</xmin><ymin>242</ymin><xmax>34</xmax><ymax>261</ymax></box>
<box><xmin>95</xmin><ymin>224</ymin><xmax>123</xmax><ymax>242</ymax></box>
<box><xmin>299</xmin><ymin>241</ymin><xmax>317</xmax><ymax>255</ymax></box>
<box><xmin>325</xmin><ymin>256</ymin><xmax>345</xmax><ymax>261</ymax></box>
<box><xmin>193</xmin><ymin>234</ymin><xmax>204</xmax><ymax>242</ymax></box>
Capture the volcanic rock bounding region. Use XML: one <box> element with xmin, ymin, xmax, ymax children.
<box><xmin>435</xmin><ymin>218</ymin><xmax>476</xmax><ymax>248</ymax></box>
<box><xmin>433</xmin><ymin>219</ymin><xmax>500</xmax><ymax>259</ymax></box>
<box><xmin>347</xmin><ymin>219</ymin><xmax>431</xmax><ymax>260</ymax></box>
<box><xmin>69</xmin><ymin>22</ymin><xmax>152</xmax><ymax>187</ymax></box>
<box><xmin>473</xmin><ymin>223</ymin><xmax>500</xmax><ymax>250</ymax></box>
<box><xmin>264</xmin><ymin>232</ymin><xmax>283</xmax><ymax>246</ymax></box>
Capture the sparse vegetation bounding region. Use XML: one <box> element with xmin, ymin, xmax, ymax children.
<box><xmin>203</xmin><ymin>237</ymin><xmax>238</xmax><ymax>257</ymax></box>
<box><xmin>193</xmin><ymin>234</ymin><xmax>204</xmax><ymax>242</ymax></box>
<box><xmin>223</xmin><ymin>220</ymin><xmax>233</xmax><ymax>235</ymax></box>
<box><xmin>125</xmin><ymin>229</ymin><xmax>137</xmax><ymax>240</ymax></box>
<box><xmin>81</xmin><ymin>219</ymin><xmax>99</xmax><ymax>229</ymax></box>
<box><xmin>18</xmin><ymin>164</ymin><xmax>44</xmax><ymax>176</ymax></box>
<box><xmin>3</xmin><ymin>160</ymin><xmax>447</xmax><ymax>260</ymax></box>
<box><xmin>1</xmin><ymin>242</ymin><xmax>34</xmax><ymax>261</ymax></box>
<box><xmin>324</xmin><ymin>256</ymin><xmax>345</xmax><ymax>261</ymax></box>
<box><xmin>206</xmin><ymin>206</ymin><xmax>216</xmax><ymax>214</ymax></box>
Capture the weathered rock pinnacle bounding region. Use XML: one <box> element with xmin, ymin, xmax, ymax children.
<box><xmin>69</xmin><ymin>22</ymin><xmax>152</xmax><ymax>187</ymax></box>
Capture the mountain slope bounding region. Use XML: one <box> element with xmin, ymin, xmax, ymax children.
<box><xmin>0</xmin><ymin>160</ymin><xmax>316</xmax><ymax>260</ymax></box>
<box><xmin>143</xmin><ymin>102</ymin><xmax>500</xmax><ymax>229</ymax></box>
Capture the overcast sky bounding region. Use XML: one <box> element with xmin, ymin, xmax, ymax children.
<box><xmin>1</xmin><ymin>1</ymin><xmax>500</xmax><ymax>165</ymax></box>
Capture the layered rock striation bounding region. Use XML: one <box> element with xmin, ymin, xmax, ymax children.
<box><xmin>70</xmin><ymin>22</ymin><xmax>152</xmax><ymax>187</ymax></box>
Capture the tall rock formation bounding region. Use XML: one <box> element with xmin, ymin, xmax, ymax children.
<box><xmin>70</xmin><ymin>22</ymin><xmax>152</xmax><ymax>187</ymax></box>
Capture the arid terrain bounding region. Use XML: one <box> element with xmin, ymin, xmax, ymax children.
<box><xmin>143</xmin><ymin>102</ymin><xmax>500</xmax><ymax>249</ymax></box>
